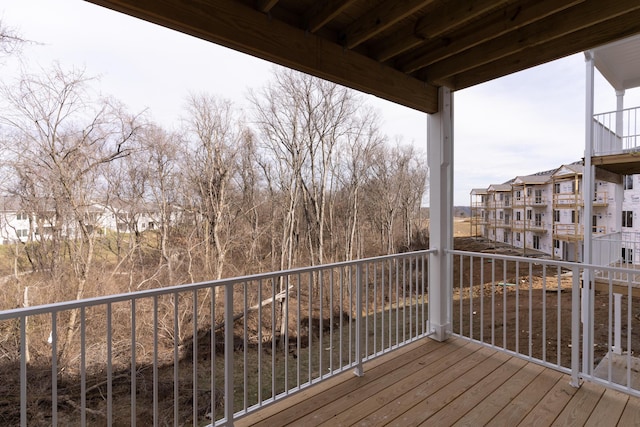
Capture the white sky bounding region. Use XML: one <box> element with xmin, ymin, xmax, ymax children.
<box><xmin>2</xmin><ymin>0</ymin><xmax>640</xmax><ymax>205</ymax></box>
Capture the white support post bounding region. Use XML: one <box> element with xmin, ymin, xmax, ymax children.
<box><xmin>615</xmin><ymin>90</ymin><xmax>625</xmax><ymax>138</ymax></box>
<box><xmin>428</xmin><ymin>86</ymin><xmax>453</xmax><ymax>342</ymax></box>
<box><xmin>582</xmin><ymin>51</ymin><xmax>595</xmax><ymax>375</ymax></box>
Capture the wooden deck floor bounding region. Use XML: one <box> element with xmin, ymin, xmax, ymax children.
<box><xmin>236</xmin><ymin>337</ymin><xmax>640</xmax><ymax>426</ymax></box>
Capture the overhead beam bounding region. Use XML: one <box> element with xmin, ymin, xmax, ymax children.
<box><xmin>305</xmin><ymin>0</ymin><xmax>357</xmax><ymax>33</ymax></box>
<box><xmin>448</xmin><ymin>7</ymin><xmax>640</xmax><ymax>90</ymax></box>
<box><xmin>83</xmin><ymin>0</ymin><xmax>439</xmax><ymax>113</ymax></box>
<box><xmin>257</xmin><ymin>0</ymin><xmax>279</xmax><ymax>13</ymax></box>
<box><xmin>398</xmin><ymin>0</ymin><xmax>583</xmax><ymax>74</ymax></box>
<box><xmin>376</xmin><ymin>0</ymin><xmax>507</xmax><ymax>62</ymax></box>
<box><xmin>421</xmin><ymin>0</ymin><xmax>640</xmax><ymax>84</ymax></box>
<box><xmin>340</xmin><ymin>0</ymin><xmax>435</xmax><ymax>50</ymax></box>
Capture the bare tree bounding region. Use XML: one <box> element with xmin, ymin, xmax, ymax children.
<box><xmin>0</xmin><ymin>19</ymin><xmax>25</xmax><ymax>57</ymax></box>
<box><xmin>183</xmin><ymin>93</ymin><xmax>240</xmax><ymax>282</ymax></box>
<box><xmin>0</xmin><ymin>64</ymin><xmax>142</xmax><ymax>359</ymax></box>
<box><xmin>334</xmin><ymin>107</ymin><xmax>384</xmax><ymax>260</ymax></box>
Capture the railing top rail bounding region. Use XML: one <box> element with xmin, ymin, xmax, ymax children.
<box><xmin>447</xmin><ymin>249</ymin><xmax>640</xmax><ymax>277</ymax></box>
<box><xmin>594</xmin><ymin>105</ymin><xmax>640</xmax><ymax>118</ymax></box>
<box><xmin>0</xmin><ymin>249</ymin><xmax>435</xmax><ymax>319</ymax></box>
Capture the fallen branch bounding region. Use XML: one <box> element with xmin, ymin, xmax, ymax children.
<box><xmin>214</xmin><ymin>284</ymin><xmax>294</xmax><ymax>331</ymax></box>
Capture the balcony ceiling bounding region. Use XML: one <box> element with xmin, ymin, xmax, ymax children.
<box><xmin>593</xmin><ymin>34</ymin><xmax>640</xmax><ymax>91</ymax></box>
<box><xmin>84</xmin><ymin>0</ymin><xmax>640</xmax><ymax>114</ymax></box>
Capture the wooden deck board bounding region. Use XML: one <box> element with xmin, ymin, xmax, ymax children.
<box><xmin>423</xmin><ymin>355</ymin><xmax>528</xmax><ymax>425</ymax></box>
<box><xmin>235</xmin><ymin>337</ymin><xmax>640</xmax><ymax>427</ymax></box>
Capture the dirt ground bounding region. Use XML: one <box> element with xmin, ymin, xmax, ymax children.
<box><xmin>452</xmin><ymin>234</ymin><xmax>640</xmax><ymax>373</ymax></box>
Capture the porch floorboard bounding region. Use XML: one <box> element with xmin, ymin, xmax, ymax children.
<box><xmin>235</xmin><ymin>337</ymin><xmax>640</xmax><ymax>426</ymax></box>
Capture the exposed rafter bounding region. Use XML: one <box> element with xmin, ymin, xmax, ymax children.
<box><xmin>420</xmin><ymin>0</ymin><xmax>640</xmax><ymax>84</ymax></box>
<box><xmin>305</xmin><ymin>0</ymin><xmax>357</xmax><ymax>33</ymax></box>
<box><xmin>398</xmin><ymin>0</ymin><xmax>583</xmax><ymax>74</ymax></box>
<box><xmin>449</xmin><ymin>7</ymin><xmax>640</xmax><ymax>89</ymax></box>
<box><xmin>339</xmin><ymin>0</ymin><xmax>435</xmax><ymax>50</ymax></box>
<box><xmin>257</xmin><ymin>0</ymin><xmax>279</xmax><ymax>13</ymax></box>
<box><xmin>376</xmin><ymin>0</ymin><xmax>508</xmax><ymax>62</ymax></box>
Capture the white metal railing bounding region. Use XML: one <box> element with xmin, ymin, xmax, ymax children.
<box><xmin>593</xmin><ymin>106</ymin><xmax>640</xmax><ymax>156</ymax></box>
<box><xmin>450</xmin><ymin>250</ymin><xmax>640</xmax><ymax>396</ymax></box>
<box><xmin>0</xmin><ymin>250</ymin><xmax>432</xmax><ymax>426</ymax></box>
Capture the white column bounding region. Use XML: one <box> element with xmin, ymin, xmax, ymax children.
<box><xmin>615</xmin><ymin>89</ymin><xmax>625</xmax><ymax>137</ymax></box>
<box><xmin>428</xmin><ymin>86</ymin><xmax>453</xmax><ymax>342</ymax></box>
<box><xmin>582</xmin><ymin>51</ymin><xmax>595</xmax><ymax>374</ymax></box>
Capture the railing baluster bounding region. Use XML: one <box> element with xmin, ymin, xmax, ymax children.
<box><xmin>173</xmin><ymin>293</ymin><xmax>179</xmax><ymax>424</ymax></box>
<box><xmin>131</xmin><ymin>300</ymin><xmax>136</xmax><ymax>427</ymax></box>
<box><xmin>224</xmin><ymin>283</ymin><xmax>234</xmax><ymax>423</ymax></box>
<box><xmin>81</xmin><ymin>307</ymin><xmax>87</xmax><ymax>427</ymax></box>
<box><xmin>107</xmin><ymin>303</ymin><xmax>113</xmax><ymax>426</ymax></box>
<box><xmin>52</xmin><ymin>312</ymin><xmax>57</xmax><ymax>426</ymax></box>
<box><xmin>570</xmin><ymin>266</ymin><xmax>580</xmax><ymax>387</ymax></box>
<box><xmin>153</xmin><ymin>295</ymin><xmax>158</xmax><ymax>427</ymax></box>
<box><xmin>193</xmin><ymin>290</ymin><xmax>198</xmax><ymax>425</ymax></box>
<box><xmin>354</xmin><ymin>263</ymin><xmax>363</xmax><ymax>377</ymax></box>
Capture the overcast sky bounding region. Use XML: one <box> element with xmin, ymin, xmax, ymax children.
<box><xmin>2</xmin><ymin>0</ymin><xmax>640</xmax><ymax>205</ymax></box>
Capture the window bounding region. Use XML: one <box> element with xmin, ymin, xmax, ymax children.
<box><xmin>592</xmin><ymin>215</ymin><xmax>598</xmax><ymax>233</ymax></box>
<box><xmin>623</xmin><ymin>211</ymin><xmax>633</xmax><ymax>228</ymax></box>
<box><xmin>526</xmin><ymin>187</ymin><xmax>532</xmax><ymax>197</ymax></box>
<box><xmin>16</xmin><ymin>229</ymin><xmax>28</xmax><ymax>238</ymax></box>
<box><xmin>534</xmin><ymin>189</ymin><xmax>542</xmax><ymax>204</ymax></box>
<box><xmin>503</xmin><ymin>232</ymin><xmax>508</xmax><ymax>243</ymax></box>
<box><xmin>533</xmin><ymin>235</ymin><xmax>540</xmax><ymax>250</ymax></box>
<box><xmin>553</xmin><ymin>210</ymin><xmax>560</xmax><ymax>222</ymax></box>
<box><xmin>516</xmin><ymin>232</ymin><xmax>521</xmax><ymax>242</ymax></box>
<box><xmin>571</xmin><ymin>181</ymin><xmax>576</xmax><ymax>194</ymax></box>
<box><xmin>571</xmin><ymin>210</ymin><xmax>576</xmax><ymax>224</ymax></box>
<box><xmin>624</xmin><ymin>175</ymin><xmax>634</xmax><ymax>190</ymax></box>
<box><xmin>499</xmin><ymin>211</ymin><xmax>504</xmax><ymax>220</ymax></box>
<box><xmin>554</xmin><ymin>239</ymin><xmax>561</xmax><ymax>250</ymax></box>
<box><xmin>526</xmin><ymin>210</ymin><xmax>532</xmax><ymax>220</ymax></box>
<box><xmin>622</xmin><ymin>248</ymin><xmax>633</xmax><ymax>264</ymax></box>
<box><xmin>515</xmin><ymin>190</ymin><xmax>521</xmax><ymax>200</ymax></box>
<box><xmin>16</xmin><ymin>212</ymin><xmax>28</xmax><ymax>221</ymax></box>
<box><xmin>516</xmin><ymin>211</ymin><xmax>521</xmax><ymax>221</ymax></box>
<box><xmin>534</xmin><ymin>213</ymin><xmax>542</xmax><ymax>227</ymax></box>
<box><xmin>554</xmin><ymin>183</ymin><xmax>560</xmax><ymax>194</ymax></box>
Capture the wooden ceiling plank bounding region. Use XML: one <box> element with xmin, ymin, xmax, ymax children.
<box><xmin>448</xmin><ymin>8</ymin><xmax>640</xmax><ymax>90</ymax></box>
<box><xmin>376</xmin><ymin>0</ymin><xmax>508</xmax><ymax>62</ymax></box>
<box><xmin>422</xmin><ymin>0</ymin><xmax>640</xmax><ymax>83</ymax></box>
<box><xmin>257</xmin><ymin>0</ymin><xmax>279</xmax><ymax>14</ymax></box>
<box><xmin>415</xmin><ymin>0</ymin><xmax>509</xmax><ymax>40</ymax></box>
<box><xmin>376</xmin><ymin>25</ymin><xmax>426</xmax><ymax>63</ymax></box>
<box><xmin>399</xmin><ymin>0</ymin><xmax>583</xmax><ymax>74</ymax></box>
<box><xmin>84</xmin><ymin>0</ymin><xmax>439</xmax><ymax>113</ymax></box>
<box><xmin>341</xmin><ymin>0</ymin><xmax>436</xmax><ymax>50</ymax></box>
<box><xmin>305</xmin><ymin>0</ymin><xmax>358</xmax><ymax>33</ymax></box>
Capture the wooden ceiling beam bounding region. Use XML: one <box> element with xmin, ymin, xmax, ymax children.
<box><xmin>340</xmin><ymin>0</ymin><xmax>435</xmax><ymax>50</ymax></box>
<box><xmin>305</xmin><ymin>0</ymin><xmax>357</xmax><ymax>33</ymax></box>
<box><xmin>84</xmin><ymin>0</ymin><xmax>439</xmax><ymax>113</ymax></box>
<box><xmin>398</xmin><ymin>0</ymin><xmax>583</xmax><ymax>74</ymax></box>
<box><xmin>447</xmin><ymin>7</ymin><xmax>640</xmax><ymax>90</ymax></box>
<box><xmin>376</xmin><ymin>0</ymin><xmax>508</xmax><ymax>62</ymax></box>
<box><xmin>257</xmin><ymin>0</ymin><xmax>279</xmax><ymax>13</ymax></box>
<box><xmin>421</xmin><ymin>0</ymin><xmax>640</xmax><ymax>83</ymax></box>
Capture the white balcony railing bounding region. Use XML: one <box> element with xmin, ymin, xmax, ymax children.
<box><xmin>1</xmin><ymin>249</ymin><xmax>639</xmax><ymax>425</ymax></box>
<box><xmin>593</xmin><ymin>106</ymin><xmax>640</xmax><ymax>156</ymax></box>
<box><xmin>0</xmin><ymin>251</ymin><xmax>432</xmax><ymax>426</ymax></box>
<box><xmin>451</xmin><ymin>250</ymin><xmax>640</xmax><ymax>396</ymax></box>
